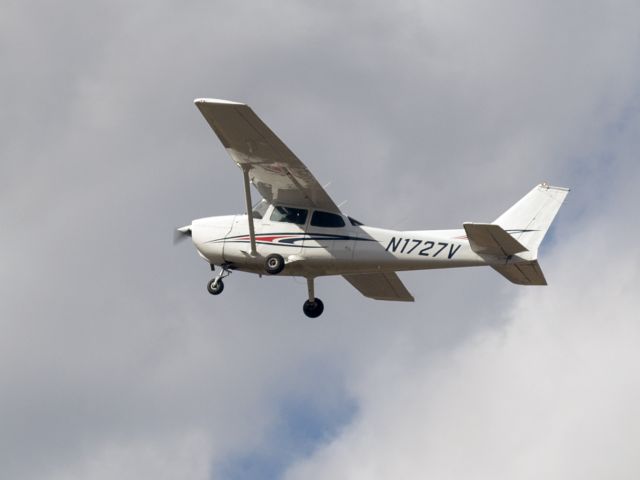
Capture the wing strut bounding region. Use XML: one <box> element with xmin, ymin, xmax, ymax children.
<box><xmin>241</xmin><ymin>165</ymin><xmax>257</xmax><ymax>256</ymax></box>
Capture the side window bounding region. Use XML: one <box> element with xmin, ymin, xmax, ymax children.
<box><xmin>311</xmin><ymin>211</ymin><xmax>346</xmax><ymax>228</ymax></box>
<box><xmin>348</xmin><ymin>216</ymin><xmax>364</xmax><ymax>226</ymax></box>
<box><xmin>251</xmin><ymin>199</ymin><xmax>270</xmax><ymax>219</ymax></box>
<box><xmin>270</xmin><ymin>206</ymin><xmax>308</xmax><ymax>225</ymax></box>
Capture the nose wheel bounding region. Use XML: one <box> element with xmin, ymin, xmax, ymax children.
<box><xmin>207</xmin><ymin>264</ymin><xmax>232</xmax><ymax>296</ymax></box>
<box><xmin>303</xmin><ymin>277</ymin><xmax>324</xmax><ymax>318</ymax></box>
<box><xmin>207</xmin><ymin>278</ymin><xmax>224</xmax><ymax>295</ymax></box>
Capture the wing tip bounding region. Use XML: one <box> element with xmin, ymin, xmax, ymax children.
<box><xmin>194</xmin><ymin>97</ymin><xmax>245</xmax><ymax>106</ymax></box>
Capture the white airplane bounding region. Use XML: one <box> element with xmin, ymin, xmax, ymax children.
<box><xmin>176</xmin><ymin>98</ymin><xmax>569</xmax><ymax>318</ymax></box>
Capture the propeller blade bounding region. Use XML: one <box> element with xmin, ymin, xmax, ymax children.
<box><xmin>173</xmin><ymin>225</ymin><xmax>192</xmax><ymax>245</ymax></box>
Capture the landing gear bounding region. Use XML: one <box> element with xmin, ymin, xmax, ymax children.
<box><xmin>303</xmin><ymin>277</ymin><xmax>324</xmax><ymax>318</ymax></box>
<box><xmin>264</xmin><ymin>253</ymin><xmax>285</xmax><ymax>275</ymax></box>
<box><xmin>303</xmin><ymin>298</ymin><xmax>324</xmax><ymax>318</ymax></box>
<box><xmin>207</xmin><ymin>278</ymin><xmax>224</xmax><ymax>295</ymax></box>
<box><xmin>207</xmin><ymin>264</ymin><xmax>232</xmax><ymax>296</ymax></box>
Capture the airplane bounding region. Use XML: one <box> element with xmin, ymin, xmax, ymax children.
<box><xmin>175</xmin><ymin>98</ymin><xmax>570</xmax><ymax>318</ymax></box>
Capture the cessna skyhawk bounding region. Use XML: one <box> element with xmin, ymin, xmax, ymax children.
<box><xmin>175</xmin><ymin>98</ymin><xmax>569</xmax><ymax>318</ymax></box>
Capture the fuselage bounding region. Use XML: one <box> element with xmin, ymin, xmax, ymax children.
<box><xmin>189</xmin><ymin>204</ymin><xmax>530</xmax><ymax>277</ymax></box>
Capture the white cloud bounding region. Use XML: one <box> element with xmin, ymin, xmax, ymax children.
<box><xmin>284</xmin><ymin>183</ymin><xmax>640</xmax><ymax>479</ymax></box>
<box><xmin>283</xmin><ymin>119</ymin><xmax>640</xmax><ymax>479</ymax></box>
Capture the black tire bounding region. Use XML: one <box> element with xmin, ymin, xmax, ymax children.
<box><xmin>207</xmin><ymin>278</ymin><xmax>224</xmax><ymax>295</ymax></box>
<box><xmin>303</xmin><ymin>298</ymin><xmax>324</xmax><ymax>318</ymax></box>
<box><xmin>264</xmin><ymin>253</ymin><xmax>285</xmax><ymax>275</ymax></box>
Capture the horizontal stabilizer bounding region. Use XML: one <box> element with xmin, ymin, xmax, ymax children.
<box><xmin>343</xmin><ymin>272</ymin><xmax>414</xmax><ymax>302</ymax></box>
<box><xmin>492</xmin><ymin>260</ymin><xmax>547</xmax><ymax>285</ymax></box>
<box><xmin>463</xmin><ymin>223</ymin><xmax>528</xmax><ymax>256</ymax></box>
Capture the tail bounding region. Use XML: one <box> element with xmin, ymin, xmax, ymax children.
<box><xmin>464</xmin><ymin>183</ymin><xmax>570</xmax><ymax>285</ymax></box>
<box><xmin>493</xmin><ymin>183</ymin><xmax>570</xmax><ymax>253</ymax></box>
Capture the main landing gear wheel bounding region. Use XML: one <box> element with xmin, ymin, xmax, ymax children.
<box><xmin>264</xmin><ymin>253</ymin><xmax>285</xmax><ymax>275</ymax></box>
<box><xmin>207</xmin><ymin>278</ymin><xmax>224</xmax><ymax>295</ymax></box>
<box><xmin>303</xmin><ymin>298</ymin><xmax>324</xmax><ymax>318</ymax></box>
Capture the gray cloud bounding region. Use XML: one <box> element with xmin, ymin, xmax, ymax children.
<box><xmin>1</xmin><ymin>1</ymin><xmax>639</xmax><ymax>479</ymax></box>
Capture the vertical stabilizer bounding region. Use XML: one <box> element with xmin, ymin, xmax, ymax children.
<box><xmin>493</xmin><ymin>183</ymin><xmax>569</xmax><ymax>253</ymax></box>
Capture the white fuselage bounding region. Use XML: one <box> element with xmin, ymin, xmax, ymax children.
<box><xmin>189</xmin><ymin>205</ymin><xmax>534</xmax><ymax>277</ymax></box>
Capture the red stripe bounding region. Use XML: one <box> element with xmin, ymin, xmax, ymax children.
<box><xmin>237</xmin><ymin>234</ymin><xmax>301</xmax><ymax>243</ymax></box>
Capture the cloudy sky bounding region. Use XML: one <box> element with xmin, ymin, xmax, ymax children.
<box><xmin>2</xmin><ymin>1</ymin><xmax>640</xmax><ymax>478</ymax></box>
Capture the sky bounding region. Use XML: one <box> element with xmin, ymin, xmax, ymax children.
<box><xmin>2</xmin><ymin>1</ymin><xmax>640</xmax><ymax>479</ymax></box>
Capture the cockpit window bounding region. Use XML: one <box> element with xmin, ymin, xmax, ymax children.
<box><xmin>348</xmin><ymin>216</ymin><xmax>364</xmax><ymax>226</ymax></box>
<box><xmin>251</xmin><ymin>199</ymin><xmax>270</xmax><ymax>219</ymax></box>
<box><xmin>311</xmin><ymin>211</ymin><xmax>346</xmax><ymax>228</ymax></box>
<box><xmin>270</xmin><ymin>206</ymin><xmax>308</xmax><ymax>225</ymax></box>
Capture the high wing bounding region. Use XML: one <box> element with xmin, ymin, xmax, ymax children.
<box><xmin>343</xmin><ymin>272</ymin><xmax>415</xmax><ymax>302</ymax></box>
<box><xmin>194</xmin><ymin>98</ymin><xmax>340</xmax><ymax>212</ymax></box>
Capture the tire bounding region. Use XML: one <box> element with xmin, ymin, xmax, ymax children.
<box><xmin>303</xmin><ymin>298</ymin><xmax>324</xmax><ymax>318</ymax></box>
<box><xmin>264</xmin><ymin>253</ymin><xmax>285</xmax><ymax>275</ymax></box>
<box><xmin>207</xmin><ymin>278</ymin><xmax>224</xmax><ymax>295</ymax></box>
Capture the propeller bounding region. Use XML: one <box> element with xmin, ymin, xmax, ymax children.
<box><xmin>173</xmin><ymin>225</ymin><xmax>192</xmax><ymax>245</ymax></box>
